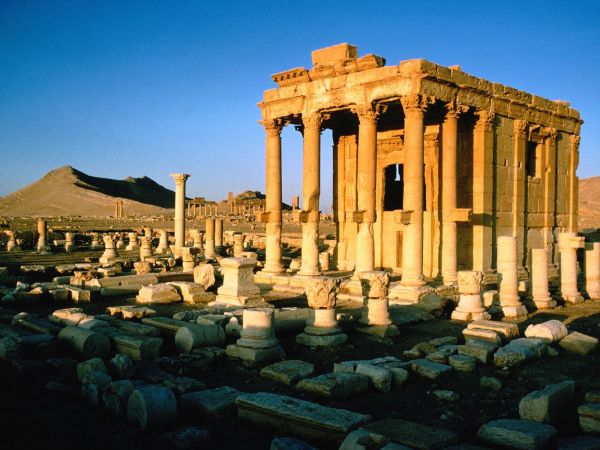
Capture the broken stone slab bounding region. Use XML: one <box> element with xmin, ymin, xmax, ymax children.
<box><xmin>96</xmin><ymin>314</ymin><xmax>161</xmax><ymax>337</ymax></box>
<box><xmin>355</xmin><ymin>363</ymin><xmax>392</xmax><ymax>392</ymax></box>
<box><xmin>174</xmin><ymin>323</ymin><xmax>226</xmax><ymax>353</ymax></box>
<box><xmin>193</xmin><ymin>263</ymin><xmax>216</xmax><ymax>290</ymax></box>
<box><xmin>428</xmin><ymin>336</ymin><xmax>458</xmax><ymax>347</ymax></box>
<box><xmin>364</xmin><ymin>418</ymin><xmax>459</xmax><ymax>450</ymax></box>
<box><xmin>462</xmin><ymin>327</ymin><xmax>502</xmax><ymax>345</ymax></box>
<box><xmin>161</xmin><ymin>426</ymin><xmax>211</xmax><ymax>449</ymax></box>
<box><xmin>127</xmin><ymin>384</ymin><xmax>178</xmax><ymax>430</ymax></box>
<box><xmin>136</xmin><ymin>283</ymin><xmax>181</xmax><ymax>304</ymax></box>
<box><xmin>260</xmin><ymin>360</ymin><xmax>315</xmax><ymax>386</ymax></box>
<box><xmin>477</xmin><ymin>419</ymin><xmax>558</xmax><ymax>450</ymax></box>
<box><xmin>102</xmin><ymin>379</ymin><xmax>134</xmax><ymax>416</ymax></box>
<box><xmin>458</xmin><ymin>340</ymin><xmax>498</xmax><ymax>364</ymax></box>
<box><xmin>518</xmin><ymin>380</ymin><xmax>576</xmax><ymax>425</ymax></box>
<box><xmin>63</xmin><ymin>286</ymin><xmax>91</xmax><ymax>303</ymax></box>
<box><xmin>12</xmin><ymin>312</ymin><xmax>61</xmax><ymax>335</ymax></box>
<box><xmin>339</xmin><ymin>429</ymin><xmax>390</xmax><ymax>450</ymax></box>
<box><xmin>97</xmin><ymin>327</ymin><xmax>162</xmax><ymax>361</ymax></box>
<box><xmin>235</xmin><ymin>392</ymin><xmax>371</xmax><ymax>445</ymax></box>
<box><xmin>271</xmin><ymin>436</ymin><xmax>318</xmax><ymax>450</ymax></box>
<box><xmin>411</xmin><ymin>359</ymin><xmax>452</xmax><ymax>380</ymax></box>
<box><xmin>559</xmin><ymin>331</ymin><xmax>598</xmax><ymax>355</ymax></box>
<box><xmin>162</xmin><ymin>376</ymin><xmax>206</xmax><ymax>397</ymax></box>
<box><xmin>180</xmin><ymin>386</ymin><xmax>241</xmax><ymax>419</ymax></box>
<box><xmin>167</xmin><ymin>281</ymin><xmax>205</xmax><ymax>304</ymax></box>
<box><xmin>524</xmin><ymin>320</ymin><xmax>568</xmax><ymax>343</ymax></box>
<box><xmin>196</xmin><ymin>314</ymin><xmax>229</xmax><ymax>327</ymax></box>
<box><xmin>58</xmin><ymin>326</ymin><xmax>110</xmax><ymax>358</ymax></box>
<box><xmin>106</xmin><ymin>305</ymin><xmax>156</xmax><ymax>320</ymax></box>
<box><xmin>425</xmin><ymin>350</ymin><xmax>450</xmax><ymax>364</ymax></box>
<box><xmin>108</xmin><ymin>353</ymin><xmax>134</xmax><ymax>379</ymax></box>
<box><xmin>494</xmin><ymin>338</ymin><xmax>546</xmax><ymax>368</ymax></box>
<box><xmin>50</xmin><ymin>308</ymin><xmax>88</xmax><ymax>326</ymax></box>
<box><xmin>141</xmin><ymin>316</ymin><xmax>192</xmax><ymax>335</ymax></box>
<box><xmin>173</xmin><ymin>310</ymin><xmax>207</xmax><ymax>321</ymax></box>
<box><xmin>448</xmin><ymin>354</ymin><xmax>477</xmax><ymax>372</ymax></box>
<box><xmin>77</xmin><ymin>317</ymin><xmax>110</xmax><ymax>331</ymax></box>
<box><xmin>579</xmin><ymin>403</ymin><xmax>600</xmax><ymax>434</ymax></box>
<box><xmin>467</xmin><ymin>320</ymin><xmax>519</xmax><ymax>341</ymax></box>
<box><xmin>295</xmin><ymin>372</ymin><xmax>369</xmax><ymax>400</ymax></box>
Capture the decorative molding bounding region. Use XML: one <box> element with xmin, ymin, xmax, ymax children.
<box><xmin>400</xmin><ymin>94</ymin><xmax>433</xmax><ymax>114</ymax></box>
<box><xmin>351</xmin><ymin>103</ymin><xmax>387</xmax><ymax>124</ymax></box>
<box><xmin>475</xmin><ymin>110</ymin><xmax>495</xmax><ymax>130</ymax></box>
<box><xmin>514</xmin><ymin>119</ymin><xmax>528</xmax><ymax>136</ymax></box>
<box><xmin>569</xmin><ymin>134</ymin><xmax>580</xmax><ymax>147</ymax></box>
<box><xmin>170</xmin><ymin>173</ymin><xmax>190</xmax><ymax>185</ymax></box>
<box><xmin>302</xmin><ymin>112</ymin><xmax>330</xmax><ymax>130</ymax></box>
<box><xmin>259</xmin><ymin>118</ymin><xmax>285</xmax><ymax>137</ymax></box>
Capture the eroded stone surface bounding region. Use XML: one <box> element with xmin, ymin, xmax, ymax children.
<box><xmin>477</xmin><ymin>419</ymin><xmax>558</xmax><ymax>450</ymax></box>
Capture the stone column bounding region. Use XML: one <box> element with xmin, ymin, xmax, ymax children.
<box><xmin>226</xmin><ymin>308</ymin><xmax>285</xmax><ymax>363</ymax></box>
<box><xmin>497</xmin><ymin>236</ymin><xmax>527</xmax><ymax>318</ymax></box>
<box><xmin>568</xmin><ymin>135</ymin><xmax>580</xmax><ymax>232</ymax></box>
<box><xmin>473</xmin><ymin>111</ymin><xmax>496</xmax><ymax>271</ymax></box>
<box><xmin>298</xmin><ymin>112</ymin><xmax>325</xmax><ymax>276</ymax></box>
<box><xmin>139</xmin><ymin>236</ymin><xmax>153</xmax><ymax>261</ymax></box>
<box><xmin>90</xmin><ymin>233</ymin><xmax>102</xmax><ymax>250</ymax></box>
<box><xmin>36</xmin><ymin>218</ymin><xmax>49</xmax><ymax>253</ymax></box>
<box><xmin>233</xmin><ymin>233</ymin><xmax>244</xmax><ymax>257</ymax></box>
<box><xmin>353</xmin><ymin>105</ymin><xmax>382</xmax><ymax>274</ymax></box>
<box><xmin>156</xmin><ymin>229</ymin><xmax>169</xmax><ymax>254</ymax></box>
<box><xmin>543</xmin><ymin>129</ymin><xmax>558</xmax><ymax>262</ymax></box>
<box><xmin>215</xmin><ymin>218</ymin><xmax>223</xmax><ymax>248</ymax></box>
<box><xmin>441</xmin><ymin>103</ymin><xmax>463</xmax><ymax>285</ymax></box>
<box><xmin>261</xmin><ymin>118</ymin><xmax>285</xmax><ymax>274</ymax></box>
<box><xmin>126</xmin><ymin>232</ymin><xmax>139</xmax><ymax>251</ymax></box>
<box><xmin>64</xmin><ymin>232</ymin><xmax>76</xmax><ymax>252</ymax></box>
<box><xmin>359</xmin><ymin>271</ymin><xmax>394</xmax><ymax>329</ymax></box>
<box><xmin>100</xmin><ymin>234</ymin><xmax>118</xmax><ymax>264</ymax></box>
<box><xmin>400</xmin><ymin>95</ymin><xmax>428</xmax><ymax>286</ymax></box>
<box><xmin>531</xmin><ymin>248</ymin><xmax>555</xmax><ymax>309</ymax></box>
<box><xmin>6</xmin><ymin>231</ymin><xmax>19</xmax><ymax>252</ymax></box>
<box><xmin>191</xmin><ymin>230</ymin><xmax>203</xmax><ymax>250</ymax></box>
<box><xmin>585</xmin><ymin>242</ymin><xmax>600</xmax><ymax>299</ymax></box>
<box><xmin>170</xmin><ymin>173</ymin><xmax>190</xmax><ymax>256</ymax></box>
<box><xmin>559</xmin><ymin>232</ymin><xmax>585</xmax><ymax>303</ymax></box>
<box><xmin>513</xmin><ymin>120</ymin><xmax>528</xmax><ymax>267</ymax></box>
<box><xmin>204</xmin><ymin>217</ymin><xmax>217</xmax><ymax>260</ymax></box>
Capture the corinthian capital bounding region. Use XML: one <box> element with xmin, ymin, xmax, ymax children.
<box><xmin>475</xmin><ymin>110</ymin><xmax>495</xmax><ymax>130</ymax></box>
<box><xmin>401</xmin><ymin>94</ymin><xmax>433</xmax><ymax>114</ymax></box>
<box><xmin>170</xmin><ymin>173</ymin><xmax>190</xmax><ymax>185</ymax></box>
<box><xmin>569</xmin><ymin>134</ymin><xmax>580</xmax><ymax>147</ymax></box>
<box><xmin>445</xmin><ymin>102</ymin><xmax>469</xmax><ymax>121</ymax></box>
<box><xmin>302</xmin><ymin>112</ymin><xmax>330</xmax><ymax>130</ymax></box>
<box><xmin>351</xmin><ymin>103</ymin><xmax>387</xmax><ymax>124</ymax></box>
<box><xmin>514</xmin><ymin>119</ymin><xmax>528</xmax><ymax>136</ymax></box>
<box><xmin>259</xmin><ymin>118</ymin><xmax>284</xmax><ymax>137</ymax></box>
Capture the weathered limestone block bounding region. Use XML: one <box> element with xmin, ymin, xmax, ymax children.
<box><xmin>530</xmin><ymin>249</ymin><xmax>555</xmax><ymax>309</ymax></box>
<box><xmin>458</xmin><ymin>340</ymin><xmax>498</xmax><ymax>364</ymax></box>
<box><xmin>236</xmin><ymin>392</ymin><xmax>371</xmax><ymax>445</ymax></box>
<box><xmin>174</xmin><ymin>323</ymin><xmax>226</xmax><ymax>353</ymax></box>
<box><xmin>193</xmin><ymin>263</ymin><xmax>216</xmax><ymax>290</ymax></box>
<box><xmin>139</xmin><ymin>236</ymin><xmax>153</xmax><ymax>261</ymax></box>
<box><xmin>98</xmin><ymin>327</ymin><xmax>162</xmax><ymax>361</ymax></box>
<box><xmin>109</xmin><ymin>353</ymin><xmax>134</xmax><ymax>379</ymax></box>
<box><xmin>364</xmin><ymin>418</ymin><xmax>459</xmax><ymax>450</ymax></box>
<box><xmin>524</xmin><ymin>320</ymin><xmax>568</xmax><ymax>343</ymax></box>
<box><xmin>215</xmin><ymin>257</ymin><xmax>261</xmax><ymax>306</ymax></box>
<box><xmin>462</xmin><ymin>328</ymin><xmax>502</xmax><ymax>345</ymax></box>
<box><xmin>260</xmin><ymin>360</ymin><xmax>315</xmax><ymax>386</ymax></box>
<box><xmin>477</xmin><ymin>419</ymin><xmax>557</xmax><ymax>450</ymax></box>
<box><xmin>296</xmin><ymin>308</ymin><xmax>348</xmax><ymax>347</ymax></box>
<box><xmin>180</xmin><ymin>386</ymin><xmax>241</xmax><ymax>419</ymax></box>
<box><xmin>155</xmin><ymin>229</ymin><xmax>170</xmax><ymax>254</ymax></box>
<box><xmin>99</xmin><ymin>234</ymin><xmax>118</xmax><ymax>264</ymax></box>
<box><xmin>126</xmin><ymin>232</ymin><xmax>139</xmax><ymax>251</ymax></box>
<box><xmin>579</xmin><ymin>404</ymin><xmax>600</xmax><ymax>434</ymax></box>
<box><xmin>58</xmin><ymin>326</ymin><xmax>110</xmax><ymax>358</ymax></box>
<box><xmin>64</xmin><ymin>286</ymin><xmax>91</xmax><ymax>303</ymax></box>
<box><xmin>134</xmin><ymin>261</ymin><xmax>152</xmax><ymax>275</ymax></box>
<box><xmin>127</xmin><ymin>384</ymin><xmax>177</xmax><ymax>430</ymax></box>
<box><xmin>494</xmin><ymin>338</ymin><xmax>546</xmax><ymax>368</ymax></box>
<box><xmin>51</xmin><ymin>307</ymin><xmax>87</xmax><ymax>326</ymax></box>
<box><xmin>559</xmin><ymin>331</ymin><xmax>599</xmax><ymax>355</ymax></box>
<box><xmin>467</xmin><ymin>320</ymin><xmax>519</xmax><ymax>341</ymax></box>
<box><xmin>106</xmin><ymin>306</ymin><xmax>157</xmax><ymax>321</ymax></box>
<box><xmin>102</xmin><ymin>379</ymin><xmax>134</xmax><ymax>416</ymax></box>
<box><xmin>355</xmin><ymin>363</ymin><xmax>392</xmax><ymax>392</ymax></box>
<box><xmin>518</xmin><ymin>380</ymin><xmax>575</xmax><ymax>425</ymax></box>
<box><xmin>81</xmin><ymin>370</ymin><xmax>113</xmax><ymax>405</ymax></box>
<box><xmin>448</xmin><ymin>354</ymin><xmax>477</xmax><ymax>372</ymax></box>
<box><xmin>410</xmin><ymin>359</ymin><xmax>452</xmax><ymax>379</ymax></box>
<box><xmin>167</xmin><ymin>281</ymin><xmax>204</xmax><ymax>304</ymax></box>
<box><xmin>497</xmin><ymin>236</ymin><xmax>528</xmax><ymax>318</ymax></box>
<box><xmin>136</xmin><ymin>284</ymin><xmax>181</xmax><ymax>304</ymax></box>
<box><xmin>359</xmin><ymin>271</ymin><xmax>390</xmax><ymax>299</ymax></box>
<box><xmin>296</xmin><ymin>372</ymin><xmax>369</xmax><ymax>400</ymax></box>
<box><xmin>64</xmin><ymin>232</ymin><xmax>76</xmax><ymax>252</ymax></box>
<box><xmin>76</xmin><ymin>357</ymin><xmax>108</xmax><ymax>383</ymax></box>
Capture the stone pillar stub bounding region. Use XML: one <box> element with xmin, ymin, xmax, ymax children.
<box><xmin>204</xmin><ymin>217</ymin><xmax>217</xmax><ymax>260</ymax></box>
<box><xmin>226</xmin><ymin>308</ymin><xmax>285</xmax><ymax>363</ymax></box>
<box><xmin>214</xmin><ymin>257</ymin><xmax>261</xmax><ymax>306</ymax></box>
<box><xmin>451</xmin><ymin>271</ymin><xmax>490</xmax><ymax>322</ymax></box>
<box><xmin>530</xmin><ymin>248</ymin><xmax>556</xmax><ymax>309</ymax></box>
<box><xmin>585</xmin><ymin>242</ymin><xmax>600</xmax><ymax>300</ymax></box>
<box><xmin>497</xmin><ymin>236</ymin><xmax>528</xmax><ymax>318</ymax></box>
<box><xmin>559</xmin><ymin>232</ymin><xmax>584</xmax><ymax>303</ymax></box>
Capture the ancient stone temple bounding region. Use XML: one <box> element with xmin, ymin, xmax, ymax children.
<box><xmin>258</xmin><ymin>43</ymin><xmax>582</xmax><ymax>288</ymax></box>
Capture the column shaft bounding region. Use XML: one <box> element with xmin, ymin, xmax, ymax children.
<box><xmin>441</xmin><ymin>108</ymin><xmax>458</xmax><ymax>284</ymax></box>
<box><xmin>170</xmin><ymin>173</ymin><xmax>190</xmax><ymax>255</ymax></box>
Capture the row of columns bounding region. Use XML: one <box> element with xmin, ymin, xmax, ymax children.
<box><xmin>187</xmin><ymin>203</ymin><xmax>218</xmax><ymax>218</ymax></box>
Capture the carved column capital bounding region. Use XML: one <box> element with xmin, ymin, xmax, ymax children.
<box><xmin>569</xmin><ymin>134</ymin><xmax>580</xmax><ymax>148</ymax></box>
<box><xmin>259</xmin><ymin>118</ymin><xmax>285</xmax><ymax>137</ymax></box>
<box><xmin>444</xmin><ymin>102</ymin><xmax>469</xmax><ymax>121</ymax></box>
<box><xmin>351</xmin><ymin>103</ymin><xmax>387</xmax><ymax>124</ymax></box>
<box><xmin>475</xmin><ymin>110</ymin><xmax>495</xmax><ymax>131</ymax></box>
<box><xmin>401</xmin><ymin>94</ymin><xmax>432</xmax><ymax>115</ymax></box>
<box><xmin>302</xmin><ymin>112</ymin><xmax>330</xmax><ymax>131</ymax></box>
<box><xmin>170</xmin><ymin>173</ymin><xmax>190</xmax><ymax>185</ymax></box>
<box><xmin>514</xmin><ymin>119</ymin><xmax>529</xmax><ymax>137</ymax></box>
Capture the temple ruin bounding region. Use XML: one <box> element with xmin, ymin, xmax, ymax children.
<box><xmin>257</xmin><ymin>43</ymin><xmax>582</xmax><ymax>298</ymax></box>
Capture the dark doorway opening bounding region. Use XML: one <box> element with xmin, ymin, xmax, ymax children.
<box><xmin>384</xmin><ymin>164</ymin><xmax>404</xmax><ymax>211</ymax></box>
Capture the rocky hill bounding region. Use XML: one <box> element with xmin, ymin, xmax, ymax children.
<box><xmin>579</xmin><ymin>176</ymin><xmax>600</xmax><ymax>229</ymax></box>
<box><xmin>0</xmin><ymin>166</ymin><xmax>176</xmax><ymax>217</ymax></box>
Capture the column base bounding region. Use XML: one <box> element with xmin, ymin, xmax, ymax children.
<box><xmin>587</xmin><ymin>290</ymin><xmax>600</xmax><ymax>300</ymax></box>
<box><xmin>501</xmin><ymin>305</ymin><xmax>528</xmax><ymax>319</ymax></box>
<box><xmin>296</xmin><ymin>270</ymin><xmax>321</xmax><ymax>278</ymax></box>
<box><xmin>296</xmin><ymin>332</ymin><xmax>347</xmax><ymax>347</ymax></box>
<box><xmin>533</xmin><ymin>299</ymin><xmax>557</xmax><ymax>310</ymax></box>
<box><xmin>226</xmin><ymin>343</ymin><xmax>285</xmax><ymax>363</ymax></box>
<box><xmin>354</xmin><ymin>324</ymin><xmax>399</xmax><ymax>339</ymax></box>
<box><xmin>451</xmin><ymin>310</ymin><xmax>491</xmax><ymax>322</ymax></box>
<box><xmin>260</xmin><ymin>264</ymin><xmax>286</xmax><ymax>275</ymax></box>
<box><xmin>563</xmin><ymin>293</ymin><xmax>584</xmax><ymax>304</ymax></box>
<box><xmin>213</xmin><ymin>293</ymin><xmax>262</xmax><ymax>307</ymax></box>
<box><xmin>388</xmin><ymin>284</ymin><xmax>435</xmax><ymax>304</ymax></box>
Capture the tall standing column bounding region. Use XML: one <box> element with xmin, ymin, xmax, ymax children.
<box><xmin>215</xmin><ymin>218</ymin><xmax>223</xmax><ymax>248</ymax></box>
<box><xmin>512</xmin><ymin>120</ymin><xmax>528</xmax><ymax>267</ymax></box>
<box><xmin>559</xmin><ymin>231</ymin><xmax>584</xmax><ymax>303</ymax></box>
<box><xmin>400</xmin><ymin>95</ymin><xmax>428</xmax><ymax>286</ymax></box>
<box><xmin>585</xmin><ymin>242</ymin><xmax>600</xmax><ymax>299</ymax></box>
<box><xmin>497</xmin><ymin>236</ymin><xmax>528</xmax><ymax>318</ymax></box>
<box><xmin>170</xmin><ymin>173</ymin><xmax>190</xmax><ymax>256</ymax></box>
<box><xmin>531</xmin><ymin>248</ymin><xmax>555</xmax><ymax>309</ymax></box>
<box><xmin>568</xmin><ymin>135</ymin><xmax>580</xmax><ymax>232</ymax></box>
<box><xmin>261</xmin><ymin>118</ymin><xmax>285</xmax><ymax>274</ymax></box>
<box><xmin>204</xmin><ymin>217</ymin><xmax>217</xmax><ymax>260</ymax></box>
<box><xmin>441</xmin><ymin>103</ymin><xmax>462</xmax><ymax>285</ymax></box>
<box><xmin>298</xmin><ymin>112</ymin><xmax>325</xmax><ymax>276</ymax></box>
<box><xmin>37</xmin><ymin>218</ymin><xmax>49</xmax><ymax>253</ymax></box>
<box><xmin>543</xmin><ymin>129</ymin><xmax>558</xmax><ymax>264</ymax></box>
<box><xmin>353</xmin><ymin>105</ymin><xmax>382</xmax><ymax>274</ymax></box>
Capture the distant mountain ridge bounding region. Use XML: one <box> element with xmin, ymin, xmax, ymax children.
<box><xmin>0</xmin><ymin>166</ymin><xmax>177</xmax><ymax>217</ymax></box>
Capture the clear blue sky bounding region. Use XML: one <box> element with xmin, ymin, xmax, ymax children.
<box><xmin>1</xmin><ymin>0</ymin><xmax>599</xmax><ymax>208</ymax></box>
